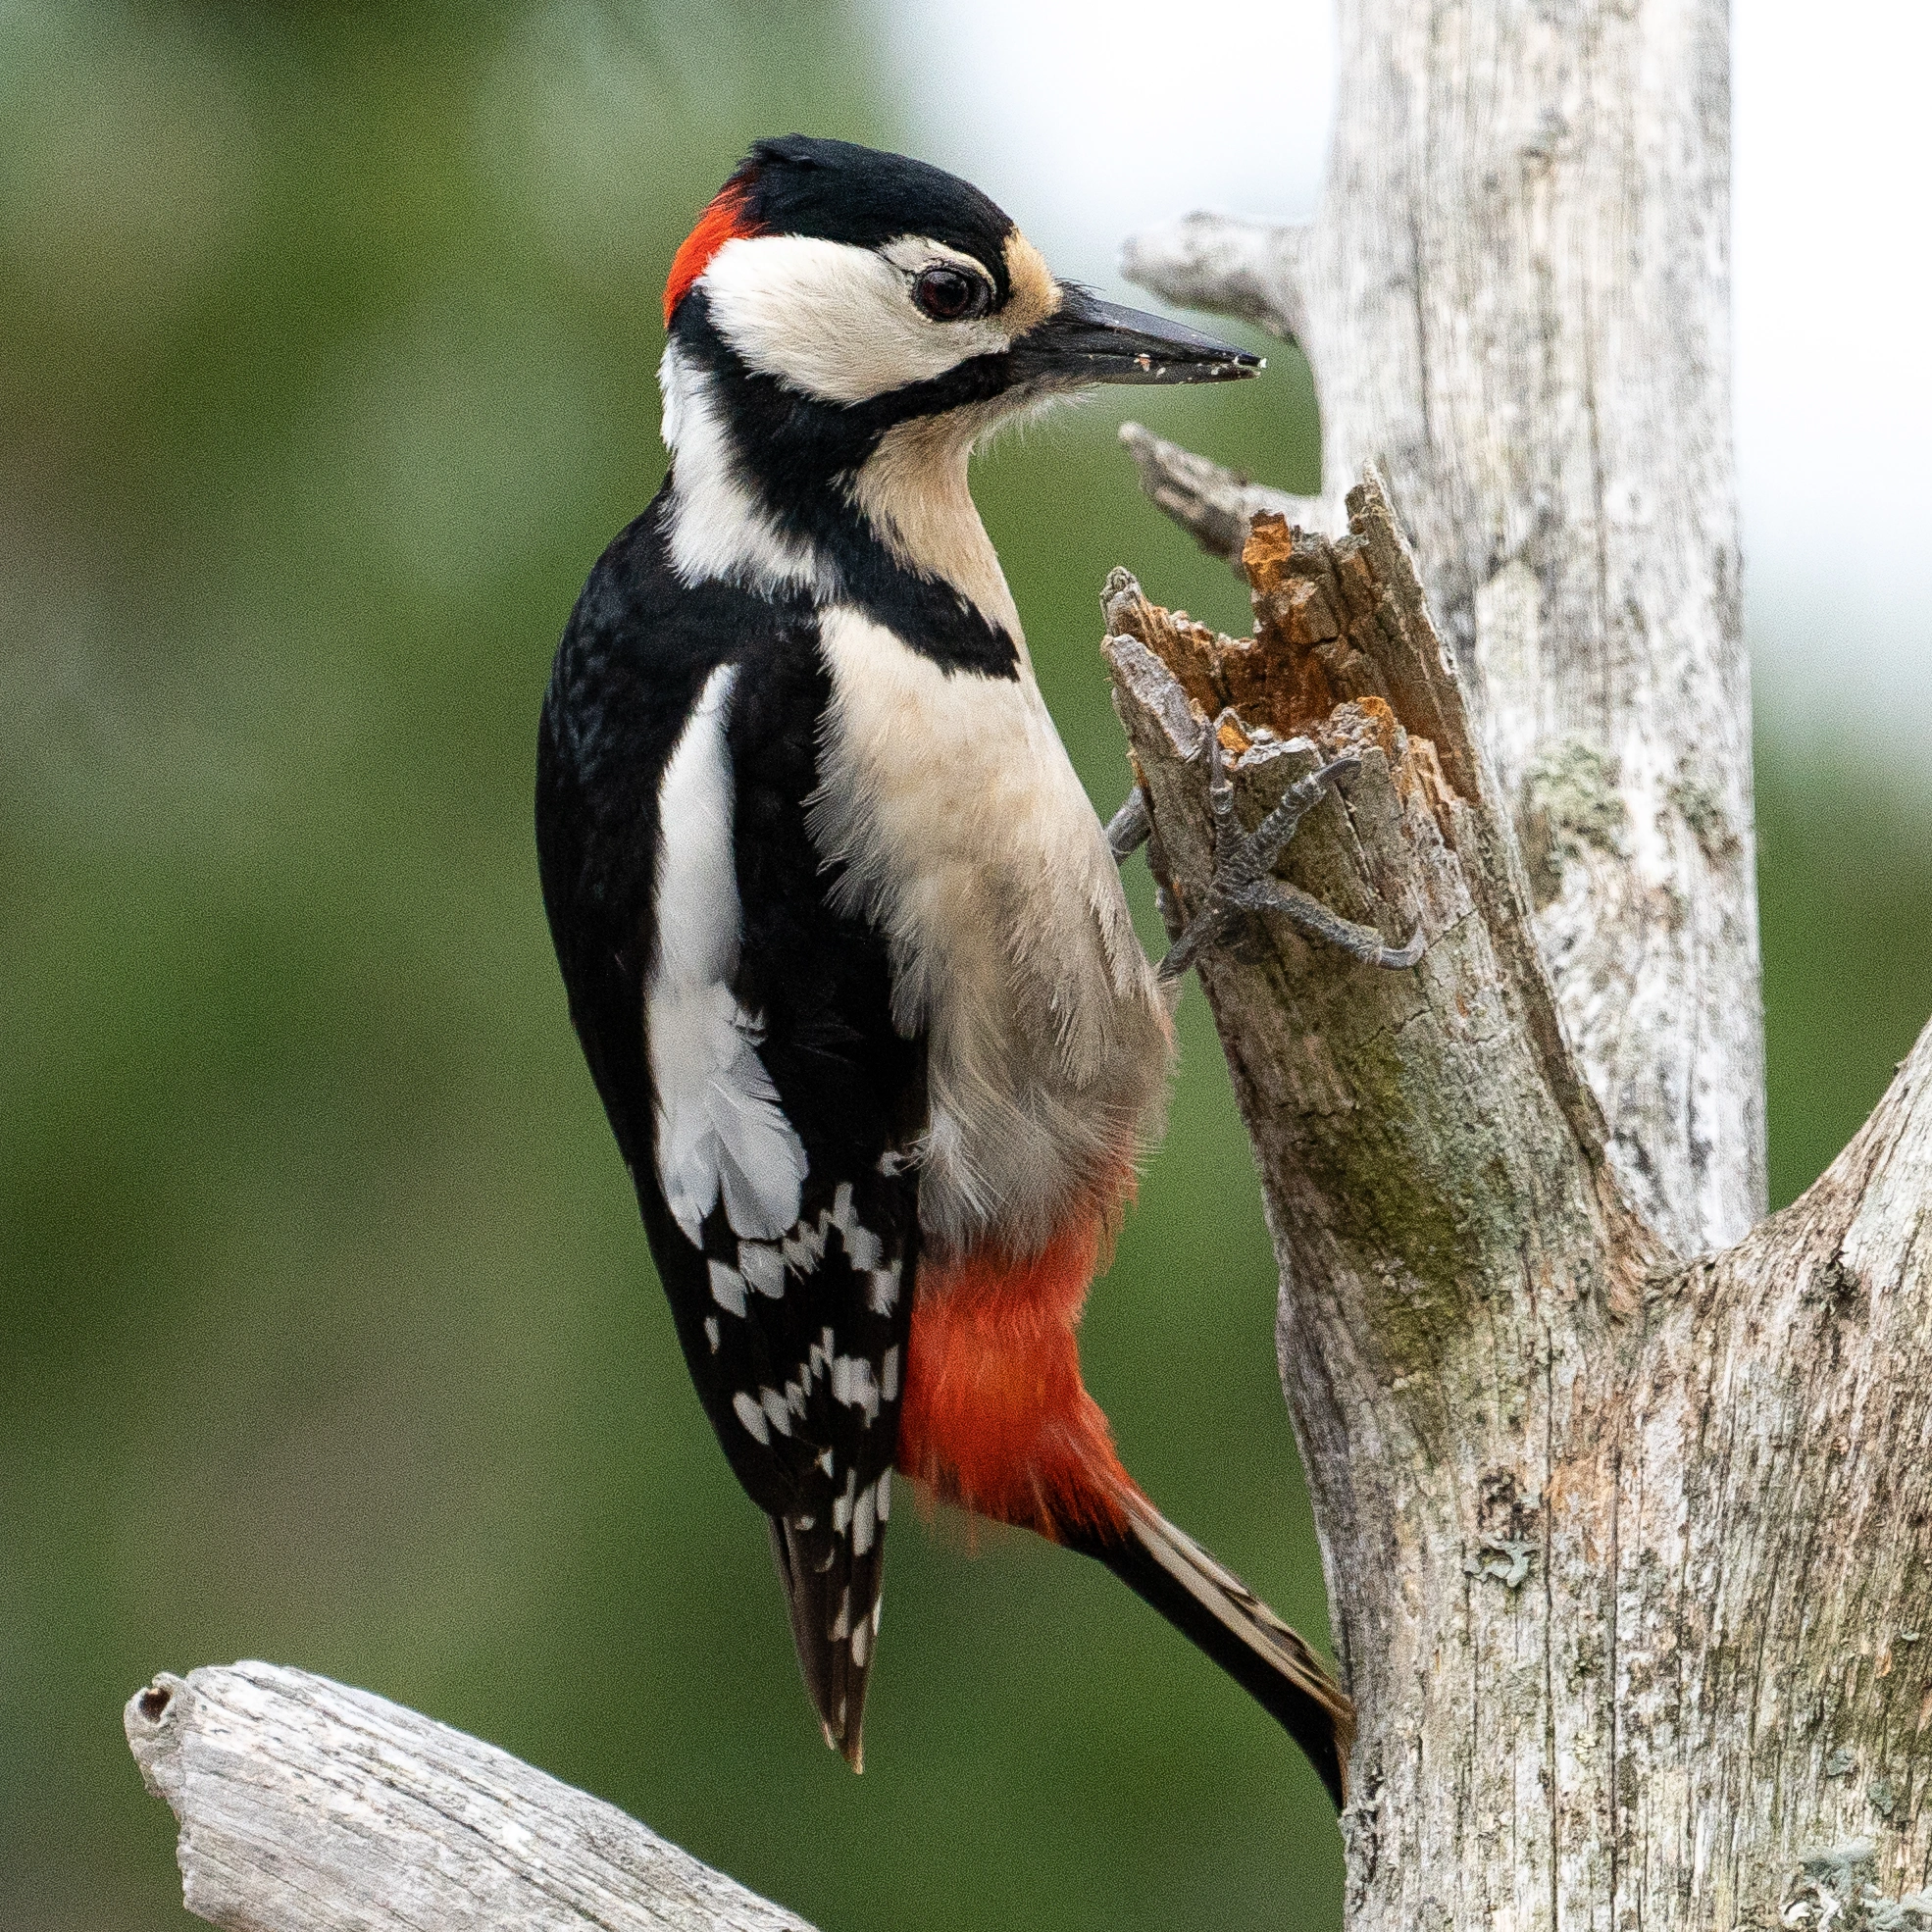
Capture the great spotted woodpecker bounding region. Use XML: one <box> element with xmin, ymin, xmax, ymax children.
<box><xmin>536</xmin><ymin>135</ymin><xmax>1385</xmax><ymax>1808</ymax></box>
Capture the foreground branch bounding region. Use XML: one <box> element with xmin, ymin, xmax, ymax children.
<box><xmin>125</xmin><ymin>1662</ymin><xmax>812</xmax><ymax>1932</ymax></box>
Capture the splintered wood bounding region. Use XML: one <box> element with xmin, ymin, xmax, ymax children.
<box><xmin>1103</xmin><ymin>483</ymin><xmax>1502</xmax><ymax>991</ymax></box>
<box><xmin>1107</xmin><ymin>506</ymin><xmax>1475</xmax><ymax>828</ymax></box>
<box><xmin>1108</xmin><ymin>518</ymin><xmax>1385</xmax><ymax>743</ymax></box>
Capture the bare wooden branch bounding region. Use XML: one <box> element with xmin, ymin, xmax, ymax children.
<box><xmin>1116</xmin><ymin>423</ymin><xmax>1332</xmax><ymax>564</ymax></box>
<box><xmin>1123</xmin><ymin>0</ymin><xmax>1763</xmax><ymax>1257</ymax></box>
<box><xmin>1104</xmin><ymin>481</ymin><xmax>1932</xmax><ymax>1932</ymax></box>
<box><xmin>1119</xmin><ymin>212</ymin><xmax>1312</xmax><ymax>347</ymax></box>
<box><xmin>124</xmin><ymin>1661</ymin><xmax>814</xmax><ymax>1932</ymax></box>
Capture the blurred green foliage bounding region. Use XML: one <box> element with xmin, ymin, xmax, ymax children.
<box><xmin>1</xmin><ymin>5</ymin><xmax>1927</xmax><ymax>1931</ymax></box>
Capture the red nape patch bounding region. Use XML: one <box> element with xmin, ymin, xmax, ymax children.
<box><xmin>662</xmin><ymin>178</ymin><xmax>761</xmax><ymax>326</ymax></box>
<box><xmin>895</xmin><ymin>1214</ymin><xmax>1140</xmax><ymax>1543</ymax></box>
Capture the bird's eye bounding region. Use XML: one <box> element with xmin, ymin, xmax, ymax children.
<box><xmin>914</xmin><ymin>265</ymin><xmax>991</xmax><ymax>323</ymax></box>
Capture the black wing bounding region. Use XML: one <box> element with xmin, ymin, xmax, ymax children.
<box><xmin>536</xmin><ymin>503</ymin><xmax>924</xmax><ymax>1762</ymax></box>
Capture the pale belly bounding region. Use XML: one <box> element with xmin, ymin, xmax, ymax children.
<box><xmin>808</xmin><ymin>606</ymin><xmax>1174</xmax><ymax>1261</ymax></box>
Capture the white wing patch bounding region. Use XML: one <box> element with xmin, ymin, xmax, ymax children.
<box><xmin>648</xmin><ymin>663</ymin><xmax>807</xmax><ymax>1244</ymax></box>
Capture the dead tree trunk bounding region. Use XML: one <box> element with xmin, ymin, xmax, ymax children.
<box><xmin>1105</xmin><ymin>489</ymin><xmax>1932</xmax><ymax>1931</ymax></box>
<box><xmin>1096</xmin><ymin>5</ymin><xmax>1932</xmax><ymax>1922</ymax></box>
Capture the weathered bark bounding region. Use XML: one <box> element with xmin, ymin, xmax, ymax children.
<box><xmin>1103</xmin><ymin>481</ymin><xmax>1932</xmax><ymax>1931</ymax></box>
<box><xmin>1098</xmin><ymin>13</ymin><xmax>1846</xmax><ymax>1913</ymax></box>
<box><xmin>125</xmin><ymin>1662</ymin><xmax>813</xmax><ymax>1932</ymax></box>
<box><xmin>1122</xmin><ymin>0</ymin><xmax>1762</xmax><ymax>1257</ymax></box>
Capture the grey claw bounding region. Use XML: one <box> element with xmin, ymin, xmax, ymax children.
<box><xmin>1206</xmin><ymin>714</ymin><xmax>1238</xmax><ymax>826</ymax></box>
<box><xmin>1380</xmin><ymin>929</ymin><xmax>1426</xmax><ymax>971</ymax></box>
<box><xmin>1106</xmin><ymin>787</ymin><xmax>1153</xmax><ymax>864</ymax></box>
<box><xmin>1260</xmin><ymin>886</ymin><xmax>1425</xmax><ymax>971</ymax></box>
<box><xmin>1238</xmin><ymin>754</ymin><xmax>1356</xmax><ymax>881</ymax></box>
<box><xmin>1159</xmin><ymin>737</ymin><xmax>1426</xmax><ymax>981</ymax></box>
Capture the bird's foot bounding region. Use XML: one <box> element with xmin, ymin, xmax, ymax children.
<box><xmin>1157</xmin><ymin>712</ymin><xmax>1424</xmax><ymax>983</ymax></box>
<box><xmin>1105</xmin><ymin>786</ymin><xmax>1153</xmax><ymax>864</ymax></box>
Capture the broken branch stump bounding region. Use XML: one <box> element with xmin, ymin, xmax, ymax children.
<box><xmin>1101</xmin><ymin>474</ymin><xmax>1932</xmax><ymax>1930</ymax></box>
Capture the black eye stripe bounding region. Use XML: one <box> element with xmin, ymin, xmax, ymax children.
<box><xmin>913</xmin><ymin>264</ymin><xmax>991</xmax><ymax>323</ymax></box>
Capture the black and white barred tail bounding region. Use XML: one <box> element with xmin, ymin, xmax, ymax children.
<box><xmin>769</xmin><ymin>1489</ymin><xmax>890</xmax><ymax>1769</ymax></box>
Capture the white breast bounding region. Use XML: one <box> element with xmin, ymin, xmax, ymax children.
<box><xmin>808</xmin><ymin>606</ymin><xmax>1173</xmax><ymax>1261</ymax></box>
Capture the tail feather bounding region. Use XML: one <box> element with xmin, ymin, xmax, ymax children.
<box><xmin>768</xmin><ymin>1512</ymin><xmax>885</xmax><ymax>1770</ymax></box>
<box><xmin>1070</xmin><ymin>1489</ymin><xmax>1354</xmax><ymax>1807</ymax></box>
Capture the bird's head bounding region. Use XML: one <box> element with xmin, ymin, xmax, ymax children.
<box><xmin>653</xmin><ymin>137</ymin><xmax>1259</xmax><ymax>618</ymax></box>
<box><xmin>662</xmin><ymin>135</ymin><xmax>1258</xmax><ymax>429</ymax></box>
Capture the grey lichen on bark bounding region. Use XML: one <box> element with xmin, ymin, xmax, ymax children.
<box><xmin>1121</xmin><ymin>0</ymin><xmax>1763</xmax><ymax>1258</ymax></box>
<box><xmin>125</xmin><ymin>1661</ymin><xmax>816</xmax><ymax>1932</ymax></box>
<box><xmin>1102</xmin><ymin>480</ymin><xmax>1932</xmax><ymax>1931</ymax></box>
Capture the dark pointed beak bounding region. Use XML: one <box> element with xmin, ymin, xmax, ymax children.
<box><xmin>1009</xmin><ymin>287</ymin><xmax>1263</xmax><ymax>387</ymax></box>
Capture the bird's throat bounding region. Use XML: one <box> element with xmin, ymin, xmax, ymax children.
<box><xmin>844</xmin><ymin>413</ymin><xmax>1025</xmax><ymax>648</ymax></box>
<box><xmin>660</xmin><ymin>335</ymin><xmax>1026</xmax><ymax>645</ymax></box>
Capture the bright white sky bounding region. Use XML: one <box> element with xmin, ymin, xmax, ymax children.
<box><xmin>872</xmin><ymin>0</ymin><xmax>1932</xmax><ymax>777</ymax></box>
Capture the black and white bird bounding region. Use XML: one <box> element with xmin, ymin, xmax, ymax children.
<box><xmin>536</xmin><ymin>135</ymin><xmax>1399</xmax><ymax>1806</ymax></box>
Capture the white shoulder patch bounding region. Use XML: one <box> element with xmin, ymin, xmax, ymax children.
<box><xmin>648</xmin><ymin>663</ymin><xmax>807</xmax><ymax>1244</ymax></box>
<box><xmin>658</xmin><ymin>341</ymin><xmax>830</xmax><ymax>595</ymax></box>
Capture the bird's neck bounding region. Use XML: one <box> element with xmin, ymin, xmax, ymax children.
<box><xmin>843</xmin><ymin>412</ymin><xmax>1025</xmax><ymax>649</ymax></box>
<box><xmin>657</xmin><ymin>339</ymin><xmax>832</xmax><ymax>599</ymax></box>
<box><xmin>657</xmin><ymin>339</ymin><xmax>1027</xmax><ymax>666</ymax></box>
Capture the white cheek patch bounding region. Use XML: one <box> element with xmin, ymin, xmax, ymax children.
<box><xmin>648</xmin><ymin>664</ymin><xmax>809</xmax><ymax>1245</ymax></box>
<box><xmin>701</xmin><ymin>233</ymin><xmax>1010</xmax><ymax>405</ymax></box>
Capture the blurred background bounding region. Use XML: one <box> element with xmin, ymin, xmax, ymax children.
<box><xmin>3</xmin><ymin>3</ymin><xmax>1927</xmax><ymax>1929</ymax></box>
